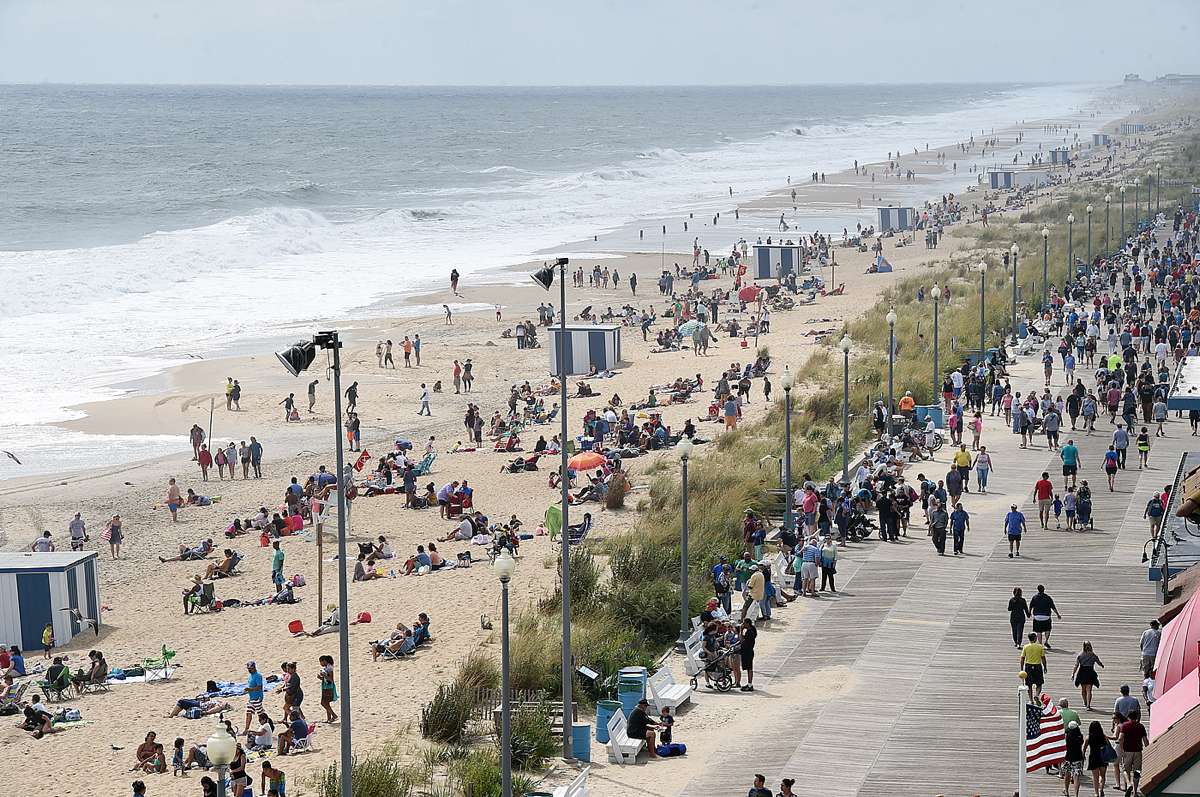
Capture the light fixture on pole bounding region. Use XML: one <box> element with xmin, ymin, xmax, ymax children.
<box><xmin>839</xmin><ymin>334</ymin><xmax>852</xmax><ymax>483</ymax></box>
<box><xmin>275</xmin><ymin>331</ymin><xmax>352</xmax><ymax>797</ymax></box>
<box><xmin>674</xmin><ymin>436</ymin><xmax>694</xmax><ymax>651</ymax></box>
<box><xmin>931</xmin><ymin>284</ymin><xmax>941</xmax><ymax>407</ymax></box>
<box><xmin>531</xmin><ymin>256</ymin><xmax>575</xmax><ymax>760</ymax></box>
<box><xmin>1085</xmin><ymin>204</ymin><xmax>1093</xmax><ymax>273</ymax></box>
<box><xmin>1040</xmin><ymin>227</ymin><xmax>1049</xmax><ymax>309</ymax></box>
<box><xmin>1156</xmin><ymin>161</ymin><xmax>1162</xmax><ymax>214</ymax></box>
<box><xmin>1010</xmin><ymin>243</ymin><xmax>1020</xmax><ymax>345</ymax></box>
<box><xmin>206</xmin><ymin>721</ymin><xmax>238</xmax><ymax>797</ymax></box>
<box><xmin>1104</xmin><ymin>194</ymin><xmax>1111</xmax><ymax>255</ymax></box>
<box><xmin>494</xmin><ymin>548</ymin><xmax>517</xmax><ymax>797</ymax></box>
<box><xmin>1119</xmin><ymin>184</ymin><xmax>1126</xmax><ymax>241</ymax></box>
<box><xmin>977</xmin><ymin>261</ymin><xmax>987</xmax><ymax>356</ymax></box>
<box><xmin>885</xmin><ymin>309</ymin><xmax>897</xmax><ymax>419</ymax></box>
<box><xmin>1066</xmin><ymin>213</ymin><xmax>1075</xmax><ymax>286</ymax></box>
<box><xmin>780</xmin><ymin>366</ymin><xmax>794</xmax><ymax>536</ymax></box>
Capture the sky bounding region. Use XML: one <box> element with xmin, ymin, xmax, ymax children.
<box><xmin>0</xmin><ymin>0</ymin><xmax>1196</xmax><ymax>86</ymax></box>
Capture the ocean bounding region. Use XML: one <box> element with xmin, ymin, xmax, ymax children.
<box><xmin>0</xmin><ymin>83</ymin><xmax>1101</xmax><ymax>477</ymax></box>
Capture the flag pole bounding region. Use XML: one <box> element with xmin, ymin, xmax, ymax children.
<box><xmin>1017</xmin><ymin>681</ymin><xmax>1028</xmax><ymax>797</ymax></box>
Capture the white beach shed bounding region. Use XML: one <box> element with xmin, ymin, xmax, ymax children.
<box><xmin>0</xmin><ymin>552</ymin><xmax>101</xmax><ymax>652</ymax></box>
<box><xmin>751</xmin><ymin>244</ymin><xmax>803</xmax><ymax>280</ymax></box>
<box><xmin>988</xmin><ymin>170</ymin><xmax>1016</xmax><ymax>190</ymax></box>
<box><xmin>1092</xmin><ymin>133</ymin><xmax>1112</xmax><ymax>146</ymax></box>
<box><xmin>549</xmin><ymin>324</ymin><xmax>622</xmax><ymax>376</ymax></box>
<box><xmin>1049</xmin><ymin>148</ymin><xmax>1071</xmax><ymax>165</ymax></box>
<box><xmin>877</xmin><ymin>206</ymin><xmax>916</xmax><ymax>232</ymax></box>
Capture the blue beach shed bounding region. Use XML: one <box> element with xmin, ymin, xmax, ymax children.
<box><xmin>752</xmin><ymin>244</ymin><xmax>802</xmax><ymax>281</ymax></box>
<box><xmin>1049</xmin><ymin>148</ymin><xmax>1071</xmax><ymax>165</ymax></box>
<box><xmin>549</xmin><ymin>324</ymin><xmax>622</xmax><ymax>376</ymax></box>
<box><xmin>988</xmin><ymin>170</ymin><xmax>1015</xmax><ymax>190</ymax></box>
<box><xmin>0</xmin><ymin>552</ymin><xmax>101</xmax><ymax>652</ymax></box>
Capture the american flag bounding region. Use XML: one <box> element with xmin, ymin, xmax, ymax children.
<box><xmin>1026</xmin><ymin>695</ymin><xmax>1066</xmax><ymax>772</ymax></box>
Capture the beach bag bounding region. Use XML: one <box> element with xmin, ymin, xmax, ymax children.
<box><xmin>656</xmin><ymin>743</ymin><xmax>686</xmax><ymax>757</ymax></box>
<box><xmin>291</xmin><ymin>573</ymin><xmax>306</xmax><ymax>587</ymax></box>
<box><xmin>1101</xmin><ymin>743</ymin><xmax>1118</xmax><ymax>764</ymax></box>
<box><xmin>62</xmin><ymin>708</ymin><xmax>82</xmax><ymax>722</ymax></box>
<box><xmin>108</xmin><ymin>668</ymin><xmax>126</xmax><ymax>680</ymax></box>
<box><xmin>185</xmin><ymin>707</ymin><xmax>205</xmax><ymax>719</ymax></box>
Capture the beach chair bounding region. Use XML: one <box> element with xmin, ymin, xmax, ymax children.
<box><xmin>0</xmin><ymin>681</ymin><xmax>29</xmax><ymax>711</ymax></box>
<box><xmin>551</xmin><ymin>766</ymin><xmax>590</xmax><ymax>797</ymax></box>
<box><xmin>411</xmin><ymin>453</ymin><xmax>436</xmax><ymax>476</ymax></box>
<box><xmin>190</xmin><ymin>582</ymin><xmax>216</xmax><ymax>613</ymax></box>
<box><xmin>604</xmin><ymin>708</ymin><xmax>644</xmax><ymax>765</ymax></box>
<box><xmin>39</xmin><ymin>669</ymin><xmax>72</xmax><ymax>702</ymax></box>
<box><xmin>142</xmin><ymin>645</ymin><xmax>177</xmax><ymax>681</ymax></box>
<box><xmin>647</xmin><ymin>669</ymin><xmax>692</xmax><ymax>714</ymax></box>
<box><xmin>77</xmin><ymin>673</ymin><xmax>111</xmax><ymax>695</ymax></box>
<box><xmin>212</xmin><ymin>552</ymin><xmax>243</xmax><ymax>579</ymax></box>
<box><xmin>291</xmin><ymin>723</ymin><xmax>317</xmax><ymax>753</ymax></box>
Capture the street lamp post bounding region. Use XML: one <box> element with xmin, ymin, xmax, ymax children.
<box><xmin>781</xmin><ymin>367</ymin><xmax>794</xmax><ymax>535</ymax></box>
<box><xmin>886</xmin><ymin>309</ymin><xmax>897</xmax><ymax>418</ymax></box>
<box><xmin>1010</xmin><ymin>243</ymin><xmax>1020</xmax><ymax>344</ymax></box>
<box><xmin>1156</xmin><ymin>161</ymin><xmax>1162</xmax><ymax>214</ymax></box>
<box><xmin>931</xmin><ymin>283</ymin><xmax>941</xmax><ymax>407</ymax></box>
<box><xmin>1120</xmin><ymin>185</ymin><xmax>1126</xmax><ymax>242</ymax></box>
<box><xmin>1040</xmin><ymin>227</ymin><xmax>1049</xmax><ymax>310</ymax></box>
<box><xmin>674</xmin><ymin>437</ymin><xmax>694</xmax><ymax>650</ymax></box>
<box><xmin>530</xmin><ymin>257</ymin><xmax>574</xmax><ymax>759</ymax></box>
<box><xmin>1147</xmin><ymin>170</ymin><xmax>1154</xmax><ymax>223</ymax></box>
<box><xmin>205</xmin><ymin>722</ymin><xmax>237</xmax><ymax>797</ymax></box>
<box><xmin>1086</xmin><ymin>204</ymin><xmax>1093</xmax><ymax>273</ymax></box>
<box><xmin>275</xmin><ymin>332</ymin><xmax>354</xmax><ymax>797</ymax></box>
<box><xmin>977</xmin><ymin>261</ymin><xmax>987</xmax><ymax>356</ymax></box>
<box><xmin>494</xmin><ymin>549</ymin><xmax>517</xmax><ymax>797</ymax></box>
<box><xmin>1066</xmin><ymin>213</ymin><xmax>1075</xmax><ymax>286</ymax></box>
<box><xmin>1104</xmin><ymin>194</ymin><xmax>1111</xmax><ymax>255</ymax></box>
<box><xmin>839</xmin><ymin>335</ymin><xmax>852</xmax><ymax>482</ymax></box>
<box><xmin>1134</xmin><ymin>179</ymin><xmax>1140</xmax><ymax>229</ymax></box>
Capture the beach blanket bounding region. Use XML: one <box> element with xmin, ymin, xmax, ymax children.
<box><xmin>202</xmin><ymin>678</ymin><xmax>284</xmax><ymax>699</ymax></box>
<box><xmin>51</xmin><ymin>719</ymin><xmax>94</xmax><ymax>731</ymax></box>
<box><xmin>106</xmin><ymin>668</ymin><xmax>176</xmax><ymax>685</ymax></box>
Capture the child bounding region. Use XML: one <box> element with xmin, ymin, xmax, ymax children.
<box><xmin>172</xmin><ymin>737</ymin><xmax>186</xmax><ymax>776</ymax></box>
<box><xmin>1063</xmin><ymin>487</ymin><xmax>1077</xmax><ymax>531</ymax></box>
<box><xmin>658</xmin><ymin>706</ymin><xmax>674</xmax><ymax>745</ymax></box>
<box><xmin>1052</xmin><ymin>494</ymin><xmax>1063</xmax><ymax>529</ymax></box>
<box><xmin>261</xmin><ymin>760</ymin><xmax>286</xmax><ymax>797</ymax></box>
<box><xmin>42</xmin><ymin>623</ymin><xmax>54</xmax><ymax>659</ymax></box>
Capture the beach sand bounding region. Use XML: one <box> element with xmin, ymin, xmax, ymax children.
<box><xmin>0</xmin><ymin>88</ymin><xmax>1176</xmax><ymax>796</ymax></box>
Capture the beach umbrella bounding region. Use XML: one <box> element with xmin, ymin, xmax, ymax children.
<box><xmin>1155</xmin><ymin>591</ymin><xmax>1200</xmax><ymax>695</ymax></box>
<box><xmin>677</xmin><ymin>319</ymin><xmax>701</xmax><ymax>337</ymax></box>
<box><xmin>738</xmin><ymin>285</ymin><xmax>762</xmax><ymax>302</ymax></box>
<box><xmin>568</xmin><ymin>451</ymin><xmax>607</xmax><ymax>471</ymax></box>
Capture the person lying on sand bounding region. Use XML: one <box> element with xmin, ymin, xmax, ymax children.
<box><xmin>161</xmin><ymin>539</ymin><xmax>214</xmax><ymax>562</ymax></box>
<box><xmin>167</xmin><ymin>697</ymin><xmax>230</xmax><ymax>719</ymax></box>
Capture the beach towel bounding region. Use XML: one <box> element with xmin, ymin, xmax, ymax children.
<box><xmin>544</xmin><ymin>504</ymin><xmax>562</xmax><ymax>539</ymax></box>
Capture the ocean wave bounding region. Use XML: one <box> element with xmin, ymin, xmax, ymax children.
<box><xmin>636</xmin><ymin>147</ymin><xmax>684</xmax><ymax>161</ymax></box>
<box><xmin>475</xmin><ymin>164</ymin><xmax>534</xmax><ymax>175</ymax></box>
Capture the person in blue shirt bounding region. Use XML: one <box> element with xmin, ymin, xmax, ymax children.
<box><xmin>950</xmin><ymin>505</ymin><xmax>970</xmax><ymax>555</ymax></box>
<box><xmin>1004</xmin><ymin>504</ymin><xmax>1027</xmax><ymax>558</ymax></box>
<box><xmin>8</xmin><ymin>646</ymin><xmax>26</xmax><ymax>676</ymax></box>
<box><xmin>244</xmin><ymin>661</ymin><xmax>265</xmax><ymax>734</ymax></box>
<box><xmin>315</xmin><ymin>466</ymin><xmax>337</xmax><ymax>489</ymax></box>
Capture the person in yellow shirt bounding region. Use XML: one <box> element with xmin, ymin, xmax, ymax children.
<box><xmin>741</xmin><ymin>566</ymin><xmax>765</xmax><ymax>622</ymax></box>
<box><xmin>1021</xmin><ymin>632</ymin><xmax>1047</xmax><ymax>702</ymax></box>
<box><xmin>952</xmin><ymin>444</ymin><xmax>974</xmax><ymax>491</ymax></box>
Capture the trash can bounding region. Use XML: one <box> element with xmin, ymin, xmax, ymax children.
<box><xmin>616</xmin><ymin>666</ymin><xmax>647</xmax><ymax>717</ymax></box>
<box><xmin>571</xmin><ymin>722</ymin><xmax>592</xmax><ymax>763</ymax></box>
<box><xmin>595</xmin><ymin>699</ymin><xmax>620</xmax><ymax>743</ymax></box>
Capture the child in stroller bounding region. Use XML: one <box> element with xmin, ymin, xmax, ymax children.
<box><xmin>691</xmin><ymin>620</ymin><xmax>741</xmax><ymax>692</ymax></box>
<box><xmin>1076</xmin><ymin>480</ymin><xmax>1094</xmax><ymax>529</ymax></box>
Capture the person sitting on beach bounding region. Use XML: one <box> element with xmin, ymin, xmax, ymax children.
<box><xmin>276</xmin><ymin>714</ymin><xmax>310</xmax><ymax>756</ymax></box>
<box><xmin>71</xmin><ymin>650</ymin><xmax>108</xmax><ymax>694</ymax></box>
<box><xmin>427</xmin><ymin>543</ymin><xmax>449</xmax><ymax>570</ymax></box>
<box><xmin>302</xmin><ymin>606</ymin><xmax>340</xmax><ymax>637</ymax></box>
<box><xmin>439</xmin><ymin>514</ymin><xmax>476</xmax><ymax>543</ymax></box>
<box><xmin>245</xmin><ymin>713</ymin><xmax>275</xmax><ymax>752</ymax></box>
<box><xmin>160</xmin><ymin>538</ymin><xmax>214</xmax><ymax>563</ymax></box>
<box><xmin>365</xmin><ymin>535</ymin><xmax>394</xmax><ymax>566</ymax></box>
<box><xmin>370</xmin><ymin>623</ymin><xmax>416</xmax><ymax>660</ymax></box>
<box><xmin>204</xmin><ymin>549</ymin><xmax>239</xmax><ymax>579</ymax></box>
<box><xmin>134</xmin><ymin>731</ymin><xmax>168</xmax><ymax>773</ymax></box>
<box><xmin>22</xmin><ymin>700</ymin><xmax>56</xmax><ymax>738</ymax></box>
<box><xmin>251</xmin><ymin>508</ymin><xmax>270</xmax><ymax>529</ymax></box>
<box><xmin>167</xmin><ymin>697</ymin><xmax>231</xmax><ymax>718</ymax></box>
<box><xmin>353</xmin><ymin>553</ymin><xmax>385</xmax><ymax>582</ymax></box>
<box><xmin>412</xmin><ymin>612</ymin><xmax>433</xmax><ymax>646</ymax></box>
<box><xmin>402</xmin><ymin>545</ymin><xmax>433</xmax><ymax>575</ymax></box>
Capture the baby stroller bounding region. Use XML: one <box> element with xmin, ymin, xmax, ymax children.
<box><xmin>690</xmin><ymin>641</ymin><xmax>741</xmax><ymax>692</ymax></box>
<box><xmin>1076</xmin><ymin>495</ymin><xmax>1094</xmax><ymax>529</ymax></box>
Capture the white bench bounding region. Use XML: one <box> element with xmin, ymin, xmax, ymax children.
<box><xmin>605</xmin><ymin>708</ymin><xmax>645</xmax><ymax>765</ymax></box>
<box><xmin>682</xmin><ymin>634</ymin><xmax>705</xmax><ymax>678</ymax></box>
<box><xmin>770</xmin><ymin>552</ymin><xmax>791</xmax><ymax>593</ymax></box>
<box><xmin>552</xmin><ymin>766</ymin><xmax>590</xmax><ymax>797</ymax></box>
<box><xmin>648</xmin><ymin>669</ymin><xmax>692</xmax><ymax>713</ymax></box>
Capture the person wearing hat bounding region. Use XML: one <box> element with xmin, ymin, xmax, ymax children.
<box><xmin>244</xmin><ymin>661</ymin><xmax>265</xmax><ymax>734</ymax></box>
<box><xmin>625</xmin><ymin>697</ymin><xmax>660</xmax><ymax>758</ymax></box>
<box><xmin>1063</xmin><ymin>717</ymin><xmax>1085</xmax><ymax>795</ymax></box>
<box><xmin>1004</xmin><ymin>503</ymin><xmax>1027</xmax><ymax>558</ymax></box>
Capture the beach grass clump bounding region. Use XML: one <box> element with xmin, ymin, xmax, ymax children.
<box><xmin>455</xmin><ymin>650</ymin><xmax>501</xmax><ymax>692</ymax></box>
<box><xmin>316</xmin><ymin>753</ymin><xmax>415</xmax><ymax>797</ymax></box>
<box><xmin>502</xmin><ymin>703</ymin><xmax>560</xmax><ymax>770</ymax></box>
<box><xmin>420</xmin><ymin>684</ymin><xmax>476</xmax><ymax>744</ymax></box>
<box><xmin>451</xmin><ymin>749</ymin><xmax>535</xmax><ymax>797</ymax></box>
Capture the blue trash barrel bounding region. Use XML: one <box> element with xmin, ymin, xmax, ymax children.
<box><xmin>616</xmin><ymin>677</ymin><xmax>642</xmax><ymax>717</ymax></box>
<box><xmin>595</xmin><ymin>699</ymin><xmax>620</xmax><ymax>743</ymax></box>
<box><xmin>571</xmin><ymin>722</ymin><xmax>592</xmax><ymax>763</ymax></box>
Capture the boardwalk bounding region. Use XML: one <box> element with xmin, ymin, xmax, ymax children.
<box><xmin>679</xmin><ymin>348</ymin><xmax>1175</xmax><ymax>797</ymax></box>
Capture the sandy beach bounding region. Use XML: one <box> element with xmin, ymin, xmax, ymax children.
<box><xmin>0</xmin><ymin>81</ymin><xmax>1186</xmax><ymax>797</ymax></box>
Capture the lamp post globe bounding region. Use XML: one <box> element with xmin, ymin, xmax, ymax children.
<box><xmin>885</xmin><ymin>309</ymin><xmax>897</xmax><ymax>417</ymax></box>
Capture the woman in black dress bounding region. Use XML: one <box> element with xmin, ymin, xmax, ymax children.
<box><xmin>1071</xmin><ymin>641</ymin><xmax>1104</xmax><ymax>711</ymax></box>
<box><xmin>1007</xmin><ymin>587</ymin><xmax>1030</xmax><ymax>648</ymax></box>
<box><xmin>1082</xmin><ymin>720</ymin><xmax>1111</xmax><ymax>797</ymax></box>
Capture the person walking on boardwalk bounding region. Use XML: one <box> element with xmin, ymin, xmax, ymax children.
<box><xmin>1034</xmin><ymin>471</ymin><xmax>1054</xmax><ymax>528</ymax></box>
<box><xmin>1004</xmin><ymin>503</ymin><xmax>1026</xmax><ymax>558</ymax></box>
<box><xmin>1060</xmin><ymin>439</ymin><xmax>1080</xmax><ymax>489</ymax></box>
<box><xmin>1071</xmin><ymin>641</ymin><xmax>1104</xmax><ymax>710</ymax></box>
<box><xmin>1021</xmin><ymin>632</ymin><xmax>1047</xmax><ymax>702</ymax></box>
<box><xmin>1030</xmin><ymin>584</ymin><xmax>1062</xmax><ymax>649</ymax></box>
<box><xmin>1008</xmin><ymin>587</ymin><xmax>1030</xmax><ymax>647</ymax></box>
<box><xmin>950</xmin><ymin>502</ymin><xmax>969</xmax><ymax>555</ymax></box>
<box><xmin>1103</xmin><ymin>445</ymin><xmax>1119</xmax><ymax>491</ymax></box>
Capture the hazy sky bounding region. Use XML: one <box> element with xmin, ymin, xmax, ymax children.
<box><xmin>1</xmin><ymin>0</ymin><xmax>1196</xmax><ymax>85</ymax></box>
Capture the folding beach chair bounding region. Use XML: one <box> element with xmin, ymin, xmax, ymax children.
<box><xmin>142</xmin><ymin>645</ymin><xmax>178</xmax><ymax>681</ymax></box>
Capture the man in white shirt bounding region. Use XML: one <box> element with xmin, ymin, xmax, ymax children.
<box><xmin>418</xmin><ymin>384</ymin><xmax>432</xmax><ymax>416</ymax></box>
<box><xmin>68</xmin><ymin>514</ymin><xmax>87</xmax><ymax>551</ymax></box>
<box><xmin>31</xmin><ymin>531</ymin><xmax>55</xmax><ymax>552</ymax></box>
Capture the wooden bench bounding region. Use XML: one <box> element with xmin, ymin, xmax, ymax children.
<box><xmin>605</xmin><ymin>708</ymin><xmax>644</xmax><ymax>765</ymax></box>
<box><xmin>552</xmin><ymin>766</ymin><xmax>590</xmax><ymax>797</ymax></box>
<box><xmin>648</xmin><ymin>668</ymin><xmax>692</xmax><ymax>713</ymax></box>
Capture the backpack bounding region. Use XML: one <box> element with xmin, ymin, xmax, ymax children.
<box><xmin>1147</xmin><ymin>497</ymin><xmax>1164</xmax><ymax>518</ymax></box>
<box><xmin>655</xmin><ymin>743</ymin><xmax>687</xmax><ymax>757</ymax></box>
